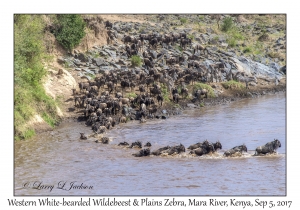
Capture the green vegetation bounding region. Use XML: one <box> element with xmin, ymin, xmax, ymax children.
<box><xmin>187</xmin><ymin>34</ymin><xmax>195</xmax><ymax>41</ymax></box>
<box><xmin>198</xmin><ymin>15</ymin><xmax>205</xmax><ymax>21</ymax></box>
<box><xmin>126</xmin><ymin>92</ymin><xmax>137</xmax><ymax>98</ymax></box>
<box><xmin>176</xmin><ymin>45</ymin><xmax>183</xmax><ymax>52</ymax></box>
<box><xmin>87</xmin><ymin>73</ymin><xmax>96</xmax><ymax>80</ymax></box>
<box><xmin>131</xmin><ymin>55</ymin><xmax>142</xmax><ymax>67</ymax></box>
<box><xmin>161</xmin><ymin>84</ymin><xmax>170</xmax><ymax>102</ymax></box>
<box><xmin>227</xmin><ymin>38</ymin><xmax>237</xmax><ymax>47</ymax></box>
<box><xmin>14</xmin><ymin>14</ymin><xmax>59</xmax><ymax>140</ymax></box>
<box><xmin>226</xmin><ymin>27</ymin><xmax>244</xmax><ymax>48</ymax></box>
<box><xmin>192</xmin><ymin>82</ymin><xmax>215</xmax><ymax>98</ymax></box>
<box><xmin>243</xmin><ymin>46</ymin><xmax>252</xmax><ymax>54</ymax></box>
<box><xmin>54</xmin><ymin>14</ymin><xmax>86</xmax><ymax>51</ymax></box>
<box><xmin>221</xmin><ymin>16</ymin><xmax>234</xmax><ymax>32</ymax></box>
<box><xmin>213</xmin><ymin>36</ymin><xmax>219</xmax><ymax>42</ymax></box>
<box><xmin>180</xmin><ymin>18</ymin><xmax>188</xmax><ymax>25</ymax></box>
<box><xmin>221</xmin><ymin>80</ymin><xmax>245</xmax><ymax>89</ymax></box>
<box><xmin>42</xmin><ymin>113</ymin><xmax>56</xmax><ymax>128</ymax></box>
<box><xmin>268</xmin><ymin>51</ymin><xmax>285</xmax><ymax>60</ymax></box>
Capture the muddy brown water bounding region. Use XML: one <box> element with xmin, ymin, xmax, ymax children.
<box><xmin>14</xmin><ymin>93</ymin><xmax>286</xmax><ymax>196</ymax></box>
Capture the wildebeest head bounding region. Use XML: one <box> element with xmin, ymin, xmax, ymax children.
<box><xmin>241</xmin><ymin>144</ymin><xmax>248</xmax><ymax>152</ymax></box>
<box><xmin>80</xmin><ymin>133</ymin><xmax>87</xmax><ymax>139</ymax></box>
<box><xmin>274</xmin><ymin>139</ymin><xmax>281</xmax><ymax>148</ymax></box>
<box><xmin>178</xmin><ymin>143</ymin><xmax>186</xmax><ymax>153</ymax></box>
<box><xmin>214</xmin><ymin>141</ymin><xmax>222</xmax><ymax>150</ymax></box>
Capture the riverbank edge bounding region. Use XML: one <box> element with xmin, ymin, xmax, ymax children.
<box><xmin>33</xmin><ymin>82</ymin><xmax>285</xmax><ymax>136</ymax></box>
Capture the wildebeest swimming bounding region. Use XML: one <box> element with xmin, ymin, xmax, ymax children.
<box><xmin>223</xmin><ymin>144</ymin><xmax>248</xmax><ymax>157</ymax></box>
<box><xmin>188</xmin><ymin>140</ymin><xmax>222</xmax><ymax>156</ymax></box>
<box><xmin>80</xmin><ymin>133</ymin><xmax>87</xmax><ymax>140</ymax></box>
<box><xmin>132</xmin><ymin>148</ymin><xmax>151</xmax><ymax>157</ymax></box>
<box><xmin>255</xmin><ymin>139</ymin><xmax>281</xmax><ymax>155</ymax></box>
<box><xmin>114</xmin><ymin>138</ymin><xmax>281</xmax><ymax>158</ymax></box>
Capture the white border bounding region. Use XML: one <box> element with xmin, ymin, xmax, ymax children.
<box><xmin>2</xmin><ymin>0</ymin><xmax>298</xmax><ymax>209</ymax></box>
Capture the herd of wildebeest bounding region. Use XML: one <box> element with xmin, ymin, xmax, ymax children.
<box><xmin>73</xmin><ymin>20</ymin><xmax>280</xmax><ymax>158</ymax></box>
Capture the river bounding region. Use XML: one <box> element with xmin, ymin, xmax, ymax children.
<box><xmin>14</xmin><ymin>92</ymin><xmax>286</xmax><ymax>196</ymax></box>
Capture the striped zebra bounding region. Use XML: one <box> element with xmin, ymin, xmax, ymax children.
<box><xmin>236</xmin><ymin>75</ymin><xmax>257</xmax><ymax>89</ymax></box>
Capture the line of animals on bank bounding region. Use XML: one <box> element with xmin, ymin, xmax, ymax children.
<box><xmin>79</xmin><ymin>133</ymin><xmax>281</xmax><ymax>158</ymax></box>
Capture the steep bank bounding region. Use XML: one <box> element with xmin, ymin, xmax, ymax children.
<box><xmin>14</xmin><ymin>14</ymin><xmax>286</xmax><ymax>139</ymax></box>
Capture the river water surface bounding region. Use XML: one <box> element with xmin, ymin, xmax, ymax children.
<box><xmin>14</xmin><ymin>93</ymin><xmax>286</xmax><ymax>196</ymax></box>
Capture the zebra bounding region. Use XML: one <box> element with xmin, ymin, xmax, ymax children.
<box><xmin>236</xmin><ymin>75</ymin><xmax>257</xmax><ymax>89</ymax></box>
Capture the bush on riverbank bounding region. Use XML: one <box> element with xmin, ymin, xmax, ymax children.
<box><xmin>54</xmin><ymin>14</ymin><xmax>86</xmax><ymax>51</ymax></box>
<box><xmin>221</xmin><ymin>80</ymin><xmax>245</xmax><ymax>89</ymax></box>
<box><xmin>14</xmin><ymin>14</ymin><xmax>59</xmax><ymax>140</ymax></box>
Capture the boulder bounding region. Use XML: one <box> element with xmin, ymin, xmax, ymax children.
<box><xmin>92</xmin><ymin>57</ymin><xmax>105</xmax><ymax>66</ymax></box>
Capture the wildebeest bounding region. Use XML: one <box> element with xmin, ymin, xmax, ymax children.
<box><xmin>144</xmin><ymin>142</ymin><xmax>152</xmax><ymax>147</ymax></box>
<box><xmin>173</xmin><ymin>93</ymin><xmax>179</xmax><ymax>103</ymax></box>
<box><xmin>213</xmin><ymin>141</ymin><xmax>222</xmax><ymax>151</ymax></box>
<box><xmin>129</xmin><ymin>141</ymin><xmax>142</xmax><ymax>148</ymax></box>
<box><xmin>156</xmin><ymin>94</ymin><xmax>164</xmax><ymax>106</ymax></box>
<box><xmin>132</xmin><ymin>148</ymin><xmax>151</xmax><ymax>157</ymax></box>
<box><xmin>224</xmin><ymin>144</ymin><xmax>248</xmax><ymax>157</ymax></box>
<box><xmin>255</xmin><ymin>139</ymin><xmax>281</xmax><ymax>155</ymax></box>
<box><xmin>187</xmin><ymin>142</ymin><xmax>203</xmax><ymax>150</ymax></box>
<box><xmin>118</xmin><ymin>141</ymin><xmax>129</xmax><ymax>146</ymax></box>
<box><xmin>151</xmin><ymin>146</ymin><xmax>171</xmax><ymax>156</ymax></box>
<box><xmin>189</xmin><ymin>143</ymin><xmax>215</xmax><ymax>156</ymax></box>
<box><xmin>122</xmin><ymin>35</ymin><xmax>133</xmax><ymax>44</ymax></box>
<box><xmin>105</xmin><ymin>20</ymin><xmax>113</xmax><ymax>29</ymax></box>
<box><xmin>166</xmin><ymin>144</ymin><xmax>186</xmax><ymax>155</ymax></box>
<box><xmin>194</xmin><ymin>88</ymin><xmax>208</xmax><ymax>100</ymax></box>
<box><xmin>144</xmin><ymin>58</ymin><xmax>154</xmax><ymax>69</ymax></box>
<box><xmin>95</xmin><ymin>136</ymin><xmax>109</xmax><ymax>144</ymax></box>
<box><xmin>180</xmin><ymin>87</ymin><xmax>189</xmax><ymax>98</ymax></box>
<box><xmin>193</xmin><ymin>44</ymin><xmax>208</xmax><ymax>55</ymax></box>
<box><xmin>189</xmin><ymin>140</ymin><xmax>216</xmax><ymax>156</ymax></box>
<box><xmin>80</xmin><ymin>133</ymin><xmax>87</xmax><ymax>140</ymax></box>
<box><xmin>119</xmin><ymin>116</ymin><xmax>127</xmax><ymax>123</ymax></box>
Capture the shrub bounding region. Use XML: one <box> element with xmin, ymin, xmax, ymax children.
<box><xmin>54</xmin><ymin>14</ymin><xmax>86</xmax><ymax>51</ymax></box>
<box><xmin>227</xmin><ymin>38</ymin><xmax>237</xmax><ymax>47</ymax></box>
<box><xmin>161</xmin><ymin>84</ymin><xmax>170</xmax><ymax>102</ymax></box>
<box><xmin>126</xmin><ymin>92</ymin><xmax>137</xmax><ymax>98</ymax></box>
<box><xmin>180</xmin><ymin>18</ymin><xmax>188</xmax><ymax>25</ymax></box>
<box><xmin>221</xmin><ymin>16</ymin><xmax>234</xmax><ymax>32</ymax></box>
<box><xmin>198</xmin><ymin>15</ymin><xmax>205</xmax><ymax>21</ymax></box>
<box><xmin>221</xmin><ymin>80</ymin><xmax>245</xmax><ymax>89</ymax></box>
<box><xmin>243</xmin><ymin>46</ymin><xmax>252</xmax><ymax>53</ymax></box>
<box><xmin>131</xmin><ymin>55</ymin><xmax>142</xmax><ymax>67</ymax></box>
